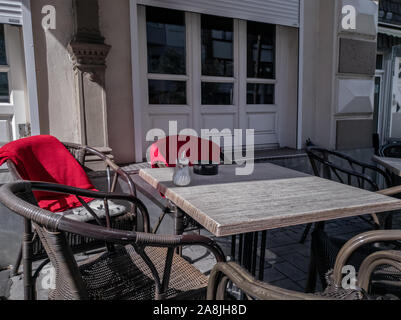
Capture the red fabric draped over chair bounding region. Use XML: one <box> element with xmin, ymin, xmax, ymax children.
<box><xmin>0</xmin><ymin>135</ymin><xmax>96</xmax><ymax>212</ymax></box>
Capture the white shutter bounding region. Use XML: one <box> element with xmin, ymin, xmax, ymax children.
<box><xmin>136</xmin><ymin>0</ymin><xmax>300</xmax><ymax>27</ymax></box>
<box><xmin>0</xmin><ymin>0</ymin><xmax>22</xmax><ymax>25</ymax></box>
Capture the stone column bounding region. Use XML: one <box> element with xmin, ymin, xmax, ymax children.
<box><xmin>67</xmin><ymin>0</ymin><xmax>110</xmax><ymax>149</ymax></box>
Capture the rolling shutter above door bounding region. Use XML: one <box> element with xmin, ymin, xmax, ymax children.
<box><xmin>136</xmin><ymin>0</ymin><xmax>300</xmax><ymax>27</ymax></box>
<box><xmin>0</xmin><ymin>1</ymin><xmax>23</xmax><ymax>25</ymax></box>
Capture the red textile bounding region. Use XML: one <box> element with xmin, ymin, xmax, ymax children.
<box><xmin>0</xmin><ymin>135</ymin><xmax>96</xmax><ymax>212</ymax></box>
<box><xmin>150</xmin><ymin>135</ymin><xmax>221</xmax><ymax>168</ymax></box>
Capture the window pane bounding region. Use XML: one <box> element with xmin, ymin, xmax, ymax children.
<box><xmin>247</xmin><ymin>21</ymin><xmax>275</xmax><ymax>79</ymax></box>
<box><xmin>146</xmin><ymin>7</ymin><xmax>186</xmax><ymax>75</ymax></box>
<box><xmin>376</xmin><ymin>54</ymin><xmax>383</xmax><ymax>70</ymax></box>
<box><xmin>201</xmin><ymin>15</ymin><xmax>233</xmax><ymax>77</ymax></box>
<box><xmin>202</xmin><ymin>82</ymin><xmax>233</xmax><ymax>105</ymax></box>
<box><xmin>373</xmin><ymin>77</ymin><xmax>381</xmax><ymax>133</ymax></box>
<box><xmin>0</xmin><ymin>73</ymin><xmax>9</xmax><ymax>103</ymax></box>
<box><xmin>0</xmin><ymin>24</ymin><xmax>6</xmax><ymax>65</ymax></box>
<box><xmin>148</xmin><ymin>80</ymin><xmax>186</xmax><ymax>104</ymax></box>
<box><xmin>247</xmin><ymin>83</ymin><xmax>274</xmax><ymax>104</ymax></box>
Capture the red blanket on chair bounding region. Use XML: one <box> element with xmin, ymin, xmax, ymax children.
<box><xmin>0</xmin><ymin>135</ymin><xmax>96</xmax><ymax>212</ymax></box>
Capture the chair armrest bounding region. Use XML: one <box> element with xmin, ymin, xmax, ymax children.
<box><xmin>1</xmin><ymin>181</ymin><xmax>225</xmax><ymax>260</ymax></box>
<box><xmin>63</xmin><ymin>142</ymin><xmax>138</xmax><ymax>197</ymax></box>
<box><xmin>332</xmin><ymin>230</ymin><xmax>401</xmax><ymax>287</ymax></box>
<box><xmin>377</xmin><ymin>185</ymin><xmax>401</xmax><ymax>197</ymax></box>
<box><xmin>29</xmin><ymin>181</ymin><xmax>149</xmax><ymax>232</ymax></box>
<box><xmin>6</xmin><ymin>160</ymin><xmax>23</xmax><ymax>180</ymax></box>
<box><xmin>357</xmin><ymin>250</ymin><xmax>401</xmax><ymax>291</ymax></box>
<box><xmin>207</xmin><ymin>262</ymin><xmax>326</xmax><ymax>300</ymax></box>
<box><xmin>84</xmin><ymin>146</ymin><xmax>138</xmax><ymax>196</ymax></box>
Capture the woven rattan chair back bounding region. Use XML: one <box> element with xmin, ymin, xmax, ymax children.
<box><xmin>6</xmin><ymin>140</ymin><xmax>143</xmax><ymax>298</ymax></box>
<box><xmin>4</xmin><ymin>183</ymin><xmax>90</xmax><ymax>299</ymax></box>
<box><xmin>0</xmin><ymin>181</ymin><xmax>225</xmax><ymax>300</ymax></box>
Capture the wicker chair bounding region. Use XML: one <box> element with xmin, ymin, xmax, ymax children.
<box><xmin>379</xmin><ymin>142</ymin><xmax>401</xmax><ymax>158</ymax></box>
<box><xmin>6</xmin><ymin>141</ymin><xmax>143</xmax><ymax>296</ymax></box>
<box><xmin>0</xmin><ymin>181</ymin><xmax>225</xmax><ymax>300</ymax></box>
<box><xmin>378</xmin><ymin>142</ymin><xmax>401</xmax><ymax>186</ymax></box>
<box><xmin>301</xmin><ymin>146</ymin><xmax>394</xmax><ymax>244</ymax></box>
<box><xmin>207</xmin><ymin>230</ymin><xmax>401</xmax><ymax>300</ymax></box>
<box><xmin>304</xmin><ymin>146</ymin><xmax>401</xmax><ymax>292</ymax></box>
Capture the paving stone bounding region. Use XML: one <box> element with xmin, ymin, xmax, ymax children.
<box><xmin>281</xmin><ymin>252</ymin><xmax>310</xmax><ymax>273</ymax></box>
<box><xmin>273</xmin><ymin>262</ymin><xmax>306</xmax><ymax>282</ymax></box>
<box><xmin>296</xmin><ymin>279</ymin><xmax>323</xmax><ymax>293</ymax></box>
<box><xmin>269</xmin><ymin>243</ymin><xmax>311</xmax><ymax>258</ymax></box>
<box><xmin>270</xmin><ymin>278</ymin><xmax>304</xmax><ymax>292</ymax></box>
<box><xmin>262</xmin><ymin>266</ymin><xmax>287</xmax><ymax>283</ymax></box>
<box><xmin>263</xmin><ymin>249</ymin><xmax>285</xmax><ymax>264</ymax></box>
<box><xmin>0</xmin><ymin>270</ymin><xmax>11</xmax><ymax>299</ymax></box>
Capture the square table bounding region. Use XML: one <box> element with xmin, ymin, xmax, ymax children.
<box><xmin>139</xmin><ymin>163</ymin><xmax>401</xmax><ymax>282</ymax></box>
<box><xmin>139</xmin><ymin>163</ymin><xmax>401</xmax><ymax>236</ymax></box>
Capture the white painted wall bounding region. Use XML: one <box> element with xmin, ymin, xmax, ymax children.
<box><xmin>31</xmin><ymin>0</ymin><xmax>80</xmax><ymax>143</ymax></box>
<box><xmin>99</xmin><ymin>0</ymin><xmax>139</xmax><ymax>164</ymax></box>
<box><xmin>300</xmin><ymin>0</ymin><xmax>336</xmax><ymax>148</ymax></box>
<box><xmin>277</xmin><ymin>25</ymin><xmax>299</xmax><ymax>148</ymax></box>
<box><xmin>27</xmin><ymin>0</ymin><xmax>378</xmax><ymax>163</ymax></box>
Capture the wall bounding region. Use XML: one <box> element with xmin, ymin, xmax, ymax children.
<box><xmin>30</xmin><ymin>0</ymin><xmax>81</xmax><ymax>143</ymax></box>
<box><xmin>30</xmin><ymin>0</ymin><xmax>136</xmax><ymax>163</ymax></box>
<box><xmin>277</xmin><ymin>25</ymin><xmax>299</xmax><ymax>149</ymax></box>
<box><xmin>301</xmin><ymin>0</ymin><xmax>337</xmax><ymax>148</ymax></box>
<box><xmin>301</xmin><ymin>0</ymin><xmax>378</xmax><ymax>150</ymax></box>
<box><xmin>98</xmin><ymin>0</ymin><xmax>136</xmax><ymax>164</ymax></box>
<box><xmin>300</xmin><ymin>0</ymin><xmax>318</xmax><ymax>146</ymax></box>
<box><xmin>28</xmin><ymin>0</ymin><xmax>379</xmax><ymax>161</ymax></box>
<box><xmin>334</xmin><ymin>0</ymin><xmax>378</xmax><ymax>151</ymax></box>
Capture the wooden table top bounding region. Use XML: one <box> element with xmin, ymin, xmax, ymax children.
<box><xmin>139</xmin><ymin>163</ymin><xmax>401</xmax><ymax>237</ymax></box>
<box><xmin>373</xmin><ymin>155</ymin><xmax>401</xmax><ymax>177</ymax></box>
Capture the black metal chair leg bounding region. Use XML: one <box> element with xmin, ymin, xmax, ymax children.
<box><xmin>11</xmin><ymin>245</ymin><xmax>23</xmax><ymax>276</ymax></box>
<box><xmin>243</xmin><ymin>233</ymin><xmax>253</xmax><ymax>271</ymax></box>
<box><xmin>23</xmin><ymin>218</ymin><xmax>34</xmax><ymax>300</ymax></box>
<box><xmin>305</xmin><ymin>250</ymin><xmax>317</xmax><ymax>293</ymax></box>
<box><xmin>238</xmin><ymin>234</ymin><xmax>243</xmax><ymax>265</ymax></box>
<box><xmin>152</xmin><ymin>209</ymin><xmax>168</xmax><ymax>234</ymax></box>
<box><xmin>300</xmin><ymin>223</ymin><xmax>312</xmax><ymax>244</ymax></box>
<box><xmin>305</xmin><ymin>221</ymin><xmax>325</xmax><ymax>293</ymax></box>
<box><xmin>259</xmin><ymin>231</ymin><xmax>267</xmax><ymax>281</ymax></box>
<box><xmin>231</xmin><ymin>235</ymin><xmax>236</xmax><ymax>260</ymax></box>
<box><xmin>251</xmin><ymin>232</ymin><xmax>258</xmax><ymax>276</ymax></box>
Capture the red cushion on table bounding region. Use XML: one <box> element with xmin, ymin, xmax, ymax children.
<box><xmin>0</xmin><ymin>135</ymin><xmax>96</xmax><ymax>212</ymax></box>
<box><xmin>150</xmin><ymin>135</ymin><xmax>221</xmax><ymax>168</ymax></box>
